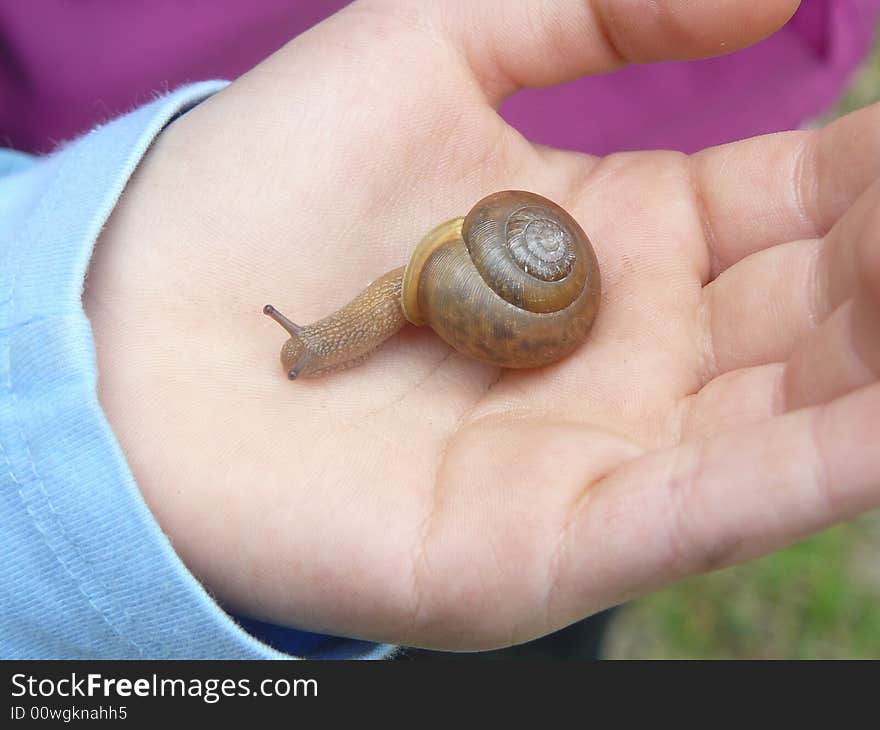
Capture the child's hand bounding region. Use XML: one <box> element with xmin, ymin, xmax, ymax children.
<box><xmin>81</xmin><ymin>0</ymin><xmax>880</xmax><ymax>651</ymax></box>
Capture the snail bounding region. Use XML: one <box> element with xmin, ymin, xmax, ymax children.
<box><xmin>263</xmin><ymin>190</ymin><xmax>600</xmax><ymax>379</ymax></box>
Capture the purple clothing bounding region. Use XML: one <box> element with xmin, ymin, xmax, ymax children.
<box><xmin>503</xmin><ymin>0</ymin><xmax>880</xmax><ymax>153</ymax></box>
<box><xmin>1</xmin><ymin>1</ymin><xmax>878</xmax><ymax>155</ymax></box>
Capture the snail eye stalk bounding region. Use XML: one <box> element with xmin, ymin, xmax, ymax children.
<box><xmin>263</xmin><ymin>304</ymin><xmax>302</xmax><ymax>336</ymax></box>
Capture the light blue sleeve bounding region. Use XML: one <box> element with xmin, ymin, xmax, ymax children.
<box><xmin>0</xmin><ymin>81</ymin><xmax>395</xmax><ymax>660</ymax></box>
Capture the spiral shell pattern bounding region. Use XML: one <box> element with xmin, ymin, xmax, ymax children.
<box><xmin>505</xmin><ymin>206</ymin><xmax>577</xmax><ymax>282</ymax></box>
<box><xmin>462</xmin><ymin>190</ymin><xmax>592</xmax><ymax>314</ymax></box>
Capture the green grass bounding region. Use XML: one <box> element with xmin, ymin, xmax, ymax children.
<box><xmin>602</xmin><ymin>34</ymin><xmax>880</xmax><ymax>660</ymax></box>
<box><xmin>829</xmin><ymin>33</ymin><xmax>880</xmax><ymax>116</ymax></box>
<box><xmin>602</xmin><ymin>516</ymin><xmax>880</xmax><ymax>658</ymax></box>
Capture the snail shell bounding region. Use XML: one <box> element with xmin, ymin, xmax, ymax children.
<box><xmin>263</xmin><ymin>190</ymin><xmax>600</xmax><ymax>378</ymax></box>
<box><xmin>402</xmin><ymin>190</ymin><xmax>600</xmax><ymax>369</ymax></box>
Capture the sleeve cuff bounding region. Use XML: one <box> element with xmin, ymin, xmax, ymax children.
<box><xmin>0</xmin><ymin>81</ymin><xmax>395</xmax><ymax>659</ymax></box>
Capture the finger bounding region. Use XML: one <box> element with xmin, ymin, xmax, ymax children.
<box><xmin>433</xmin><ymin>0</ymin><xmax>799</xmax><ymax>105</ymax></box>
<box><xmin>679</xmin><ymin>197</ymin><xmax>880</xmax><ymax>431</ymax></box>
<box><xmin>679</xmin><ymin>363</ymin><xmax>785</xmax><ymax>442</ymax></box>
<box><xmin>783</xmin><ymin>216</ymin><xmax>880</xmax><ymax>410</ymax></box>
<box><xmin>691</xmin><ymin>103</ymin><xmax>880</xmax><ymax>275</ymax></box>
<box><xmin>681</xmin><ymin>272</ymin><xmax>880</xmax><ymax>438</ymax></box>
<box><xmin>782</xmin><ymin>299</ymin><xmax>880</xmax><ymax>410</ymax></box>
<box><xmin>697</xmin><ymin>179</ymin><xmax>880</xmax><ymax>381</ymax></box>
<box><xmin>550</xmin><ymin>380</ymin><xmax>880</xmax><ymax>631</ymax></box>
<box><xmin>699</xmin><ymin>237</ymin><xmax>821</xmax><ymax>381</ymax></box>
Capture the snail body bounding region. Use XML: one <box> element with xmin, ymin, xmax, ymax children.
<box><xmin>264</xmin><ymin>191</ymin><xmax>600</xmax><ymax>380</ymax></box>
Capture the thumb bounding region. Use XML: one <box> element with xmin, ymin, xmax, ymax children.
<box><xmin>428</xmin><ymin>0</ymin><xmax>801</xmax><ymax>104</ymax></box>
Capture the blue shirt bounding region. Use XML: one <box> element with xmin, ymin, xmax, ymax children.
<box><xmin>0</xmin><ymin>81</ymin><xmax>394</xmax><ymax>659</ymax></box>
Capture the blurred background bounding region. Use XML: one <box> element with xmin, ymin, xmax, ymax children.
<box><xmin>604</xmin><ymin>516</ymin><xmax>880</xmax><ymax>658</ymax></box>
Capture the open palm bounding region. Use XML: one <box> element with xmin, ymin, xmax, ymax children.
<box><xmin>83</xmin><ymin>0</ymin><xmax>880</xmax><ymax>650</ymax></box>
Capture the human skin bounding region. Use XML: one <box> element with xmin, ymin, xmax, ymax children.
<box><xmin>82</xmin><ymin>0</ymin><xmax>880</xmax><ymax>650</ymax></box>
